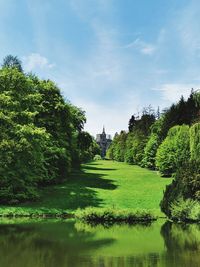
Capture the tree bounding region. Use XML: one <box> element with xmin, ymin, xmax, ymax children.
<box><xmin>156</xmin><ymin>125</ymin><xmax>190</xmax><ymax>176</ymax></box>
<box><xmin>160</xmin><ymin>123</ymin><xmax>200</xmax><ymax>217</ymax></box>
<box><xmin>128</xmin><ymin>115</ymin><xmax>136</xmax><ymax>132</ymax></box>
<box><xmin>190</xmin><ymin>123</ymin><xmax>200</xmax><ymax>162</ymax></box>
<box><xmin>0</xmin><ymin>68</ymin><xmax>49</xmax><ymax>202</ymax></box>
<box><xmin>107</xmin><ymin>131</ymin><xmax>127</xmax><ymax>161</ymax></box>
<box><xmin>141</xmin><ymin>117</ymin><xmax>164</xmax><ymax>169</ymax></box>
<box><xmin>0</xmin><ymin>62</ymin><xmax>88</xmax><ymax>204</ymax></box>
<box><xmin>77</xmin><ymin>131</ymin><xmax>100</xmax><ymax>162</ymax></box>
<box><xmin>2</xmin><ymin>55</ymin><xmax>23</xmax><ymax>72</ymax></box>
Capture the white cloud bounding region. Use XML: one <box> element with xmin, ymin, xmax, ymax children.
<box><xmin>154</xmin><ymin>83</ymin><xmax>199</xmax><ymax>102</ymax></box>
<box><xmin>123</xmin><ymin>38</ymin><xmax>156</xmax><ymax>55</ymax></box>
<box><xmin>72</xmin><ymin>94</ymin><xmax>141</xmax><ymax>137</ymax></box>
<box><xmin>23</xmin><ymin>53</ymin><xmax>55</xmax><ymax>72</ymax></box>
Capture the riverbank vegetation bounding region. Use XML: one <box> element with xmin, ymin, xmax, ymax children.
<box><xmin>75</xmin><ymin>207</ymin><xmax>156</xmax><ymax>225</ymax></box>
<box><xmin>107</xmin><ymin>91</ymin><xmax>200</xmax><ymax>222</ymax></box>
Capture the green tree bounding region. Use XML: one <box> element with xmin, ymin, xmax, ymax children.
<box><xmin>156</xmin><ymin>125</ymin><xmax>190</xmax><ymax>176</ymax></box>
<box><xmin>190</xmin><ymin>123</ymin><xmax>200</xmax><ymax>161</ymax></box>
<box><xmin>0</xmin><ymin>68</ymin><xmax>49</xmax><ymax>202</ymax></box>
<box><xmin>141</xmin><ymin>117</ymin><xmax>164</xmax><ymax>169</ymax></box>
<box><xmin>0</xmin><ymin>62</ymin><xmax>88</xmax><ymax>203</ymax></box>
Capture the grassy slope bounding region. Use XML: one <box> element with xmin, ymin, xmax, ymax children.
<box><xmin>0</xmin><ymin>160</ymin><xmax>172</xmax><ymax>216</ymax></box>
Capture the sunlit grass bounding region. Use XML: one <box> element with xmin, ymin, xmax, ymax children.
<box><xmin>0</xmin><ymin>160</ymin><xmax>172</xmax><ymax>217</ymax></box>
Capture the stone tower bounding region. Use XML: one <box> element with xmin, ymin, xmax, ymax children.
<box><xmin>96</xmin><ymin>127</ymin><xmax>112</xmax><ymax>158</ymax></box>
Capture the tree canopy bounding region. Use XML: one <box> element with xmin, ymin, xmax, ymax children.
<box><xmin>0</xmin><ymin>56</ymin><xmax>99</xmax><ymax>204</ymax></box>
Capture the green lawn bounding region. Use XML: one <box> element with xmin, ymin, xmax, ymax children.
<box><xmin>0</xmin><ymin>160</ymin><xmax>172</xmax><ymax>216</ymax></box>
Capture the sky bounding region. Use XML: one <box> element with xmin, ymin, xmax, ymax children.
<box><xmin>0</xmin><ymin>0</ymin><xmax>200</xmax><ymax>137</ymax></box>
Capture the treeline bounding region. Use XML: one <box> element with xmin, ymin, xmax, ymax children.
<box><xmin>107</xmin><ymin>91</ymin><xmax>200</xmax><ymax>221</ymax></box>
<box><xmin>0</xmin><ymin>55</ymin><xmax>100</xmax><ymax>204</ymax></box>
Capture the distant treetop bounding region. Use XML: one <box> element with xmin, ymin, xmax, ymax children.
<box><xmin>2</xmin><ymin>55</ymin><xmax>23</xmax><ymax>72</ymax></box>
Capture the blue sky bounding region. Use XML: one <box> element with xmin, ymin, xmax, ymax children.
<box><xmin>0</xmin><ymin>0</ymin><xmax>200</xmax><ymax>136</ymax></box>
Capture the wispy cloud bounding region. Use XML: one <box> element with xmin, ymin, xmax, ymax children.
<box><xmin>123</xmin><ymin>38</ymin><xmax>156</xmax><ymax>55</ymax></box>
<box><xmin>23</xmin><ymin>53</ymin><xmax>55</xmax><ymax>72</ymax></box>
<box><xmin>3</xmin><ymin>0</ymin><xmax>199</xmax><ymax>136</ymax></box>
<box><xmin>153</xmin><ymin>83</ymin><xmax>199</xmax><ymax>102</ymax></box>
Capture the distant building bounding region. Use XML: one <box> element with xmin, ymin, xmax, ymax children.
<box><xmin>96</xmin><ymin>127</ymin><xmax>112</xmax><ymax>158</ymax></box>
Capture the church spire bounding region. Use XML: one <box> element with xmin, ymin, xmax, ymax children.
<box><xmin>103</xmin><ymin>126</ymin><xmax>105</xmax><ymax>134</ymax></box>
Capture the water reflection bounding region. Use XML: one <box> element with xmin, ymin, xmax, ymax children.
<box><xmin>161</xmin><ymin>222</ymin><xmax>200</xmax><ymax>267</ymax></box>
<box><xmin>0</xmin><ymin>219</ymin><xmax>199</xmax><ymax>267</ymax></box>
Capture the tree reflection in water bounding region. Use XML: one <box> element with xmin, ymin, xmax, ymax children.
<box><xmin>0</xmin><ymin>220</ymin><xmax>199</xmax><ymax>267</ymax></box>
<box><xmin>161</xmin><ymin>221</ymin><xmax>200</xmax><ymax>267</ymax></box>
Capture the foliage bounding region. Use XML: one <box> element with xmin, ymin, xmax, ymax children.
<box><xmin>125</xmin><ymin>130</ymin><xmax>147</xmax><ymax>165</ymax></box>
<box><xmin>128</xmin><ymin>115</ymin><xmax>136</xmax><ymax>132</ymax></box>
<box><xmin>107</xmin><ymin>131</ymin><xmax>127</xmax><ymax>161</ymax></box>
<box><xmin>170</xmin><ymin>198</ymin><xmax>200</xmax><ymax>222</ymax></box>
<box><xmin>75</xmin><ymin>207</ymin><xmax>156</xmax><ymax>225</ymax></box>
<box><xmin>93</xmin><ymin>155</ymin><xmax>102</xmax><ymax>160</ymax></box>
<box><xmin>0</xmin><ymin>207</ymin><xmax>69</xmax><ymax>218</ymax></box>
<box><xmin>0</xmin><ymin>56</ymin><xmax>99</xmax><ymax>204</ymax></box>
<box><xmin>141</xmin><ymin>134</ymin><xmax>160</xmax><ymax>169</ymax></box>
<box><xmin>141</xmin><ymin>117</ymin><xmax>164</xmax><ymax>169</ymax></box>
<box><xmin>2</xmin><ymin>55</ymin><xmax>23</xmax><ymax>72</ymax></box>
<box><xmin>160</xmin><ymin>160</ymin><xmax>200</xmax><ymax>216</ymax></box>
<box><xmin>107</xmin><ymin>108</ymin><xmax>155</xmax><ymax>165</ymax></box>
<box><xmin>77</xmin><ymin>132</ymin><xmax>100</xmax><ymax>163</ymax></box>
<box><xmin>190</xmin><ymin>123</ymin><xmax>200</xmax><ymax>161</ymax></box>
<box><xmin>159</xmin><ymin>92</ymin><xmax>199</xmax><ymax>140</ymax></box>
<box><xmin>160</xmin><ymin>124</ymin><xmax>200</xmax><ymax>219</ymax></box>
<box><xmin>156</xmin><ymin>125</ymin><xmax>190</xmax><ymax>176</ymax></box>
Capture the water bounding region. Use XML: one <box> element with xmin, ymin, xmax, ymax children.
<box><xmin>0</xmin><ymin>219</ymin><xmax>199</xmax><ymax>267</ymax></box>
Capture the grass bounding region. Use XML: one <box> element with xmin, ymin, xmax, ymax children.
<box><xmin>0</xmin><ymin>160</ymin><xmax>172</xmax><ymax>217</ymax></box>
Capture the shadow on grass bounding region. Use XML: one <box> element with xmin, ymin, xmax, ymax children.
<box><xmin>20</xmin><ymin>167</ymin><xmax>117</xmax><ymax>211</ymax></box>
<box><xmin>82</xmin><ymin>165</ymin><xmax>117</xmax><ymax>171</ymax></box>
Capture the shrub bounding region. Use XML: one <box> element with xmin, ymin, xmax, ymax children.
<box><xmin>170</xmin><ymin>198</ymin><xmax>200</xmax><ymax>222</ymax></box>
<box><xmin>75</xmin><ymin>207</ymin><xmax>156</xmax><ymax>225</ymax></box>
<box><xmin>160</xmin><ymin>160</ymin><xmax>200</xmax><ymax>215</ymax></box>
<box><xmin>93</xmin><ymin>155</ymin><xmax>102</xmax><ymax>160</ymax></box>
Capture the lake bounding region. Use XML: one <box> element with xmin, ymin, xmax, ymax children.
<box><xmin>0</xmin><ymin>219</ymin><xmax>199</xmax><ymax>267</ymax></box>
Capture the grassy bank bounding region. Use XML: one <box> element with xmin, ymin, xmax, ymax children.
<box><xmin>0</xmin><ymin>160</ymin><xmax>172</xmax><ymax>217</ymax></box>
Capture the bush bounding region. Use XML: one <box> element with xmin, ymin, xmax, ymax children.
<box><xmin>170</xmin><ymin>198</ymin><xmax>200</xmax><ymax>222</ymax></box>
<box><xmin>93</xmin><ymin>155</ymin><xmax>102</xmax><ymax>160</ymax></box>
<box><xmin>160</xmin><ymin>161</ymin><xmax>200</xmax><ymax>217</ymax></box>
<box><xmin>75</xmin><ymin>207</ymin><xmax>156</xmax><ymax>225</ymax></box>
